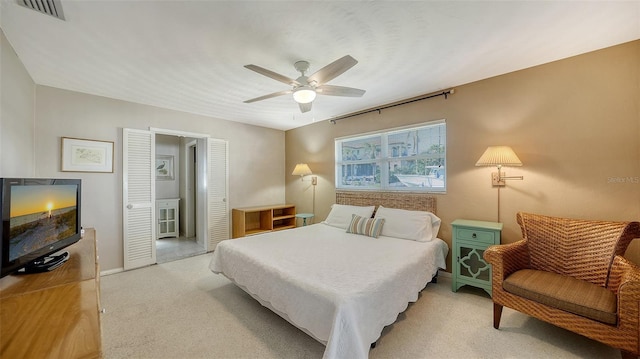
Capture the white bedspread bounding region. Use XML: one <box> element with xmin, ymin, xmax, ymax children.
<box><xmin>209</xmin><ymin>223</ymin><xmax>448</xmax><ymax>359</ymax></box>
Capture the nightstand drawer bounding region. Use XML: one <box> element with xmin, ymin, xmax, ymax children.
<box><xmin>455</xmin><ymin>228</ymin><xmax>495</xmax><ymax>244</ymax></box>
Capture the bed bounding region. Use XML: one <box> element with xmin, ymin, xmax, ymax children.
<box><xmin>209</xmin><ymin>191</ymin><xmax>448</xmax><ymax>359</ymax></box>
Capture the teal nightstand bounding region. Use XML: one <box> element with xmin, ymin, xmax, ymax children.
<box><xmin>451</xmin><ymin>219</ymin><xmax>502</xmax><ymax>296</ymax></box>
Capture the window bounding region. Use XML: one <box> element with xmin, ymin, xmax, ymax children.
<box><xmin>335</xmin><ymin>120</ymin><xmax>446</xmax><ymax>192</ymax></box>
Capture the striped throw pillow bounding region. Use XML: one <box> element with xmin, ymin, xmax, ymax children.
<box><xmin>346</xmin><ymin>214</ymin><xmax>385</xmax><ymax>238</ymax></box>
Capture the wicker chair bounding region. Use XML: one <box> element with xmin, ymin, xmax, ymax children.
<box><xmin>484</xmin><ymin>212</ymin><xmax>640</xmax><ymax>359</ymax></box>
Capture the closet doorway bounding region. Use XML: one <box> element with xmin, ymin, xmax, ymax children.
<box><xmin>123</xmin><ymin>127</ymin><xmax>228</xmax><ymax>271</ymax></box>
<box><xmin>155</xmin><ymin>134</ymin><xmax>205</xmax><ymax>263</ymax></box>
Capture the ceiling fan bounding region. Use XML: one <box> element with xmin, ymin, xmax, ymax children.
<box><xmin>243</xmin><ymin>55</ymin><xmax>366</xmax><ymax>113</ymax></box>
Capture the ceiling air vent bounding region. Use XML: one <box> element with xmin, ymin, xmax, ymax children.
<box><xmin>18</xmin><ymin>0</ymin><xmax>65</xmax><ymax>21</ymax></box>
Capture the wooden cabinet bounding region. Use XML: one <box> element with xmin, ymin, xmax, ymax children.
<box><xmin>157</xmin><ymin>198</ymin><xmax>179</xmax><ymax>238</ymax></box>
<box><xmin>232</xmin><ymin>204</ymin><xmax>296</xmax><ymax>238</ymax></box>
<box><xmin>451</xmin><ymin>219</ymin><xmax>502</xmax><ymax>297</ymax></box>
<box><xmin>0</xmin><ymin>229</ymin><xmax>102</xmax><ymax>358</ymax></box>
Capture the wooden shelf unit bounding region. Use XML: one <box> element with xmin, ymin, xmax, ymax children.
<box><xmin>232</xmin><ymin>204</ymin><xmax>296</xmax><ymax>238</ymax></box>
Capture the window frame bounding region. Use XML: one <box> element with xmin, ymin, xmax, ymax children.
<box><xmin>335</xmin><ymin>120</ymin><xmax>446</xmax><ymax>193</ymax></box>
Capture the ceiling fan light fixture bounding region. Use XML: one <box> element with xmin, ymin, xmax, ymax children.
<box><xmin>244</xmin><ymin>55</ymin><xmax>363</xmax><ymax>113</ymax></box>
<box><xmin>293</xmin><ymin>86</ymin><xmax>316</xmax><ymax>104</ymax></box>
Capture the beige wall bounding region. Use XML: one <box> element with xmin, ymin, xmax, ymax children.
<box><xmin>32</xmin><ymin>86</ymin><xmax>286</xmax><ymax>271</ymax></box>
<box><xmin>2</xmin><ymin>27</ymin><xmax>286</xmax><ymax>272</ymax></box>
<box><xmin>1</xmin><ymin>29</ymin><xmax>35</xmax><ymax>177</ymax></box>
<box><xmin>3</xmin><ymin>30</ymin><xmax>639</xmax><ymax>273</ymax></box>
<box><xmin>285</xmin><ymin>40</ymin><xmax>640</xmax><ymax>270</ymax></box>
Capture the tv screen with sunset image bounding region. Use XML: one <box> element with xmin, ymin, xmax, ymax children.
<box><xmin>9</xmin><ymin>185</ymin><xmax>78</xmax><ymax>262</ymax></box>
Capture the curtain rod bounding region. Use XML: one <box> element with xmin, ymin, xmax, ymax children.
<box><xmin>329</xmin><ymin>89</ymin><xmax>455</xmax><ymax>124</ymax></box>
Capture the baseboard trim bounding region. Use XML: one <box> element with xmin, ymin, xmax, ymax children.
<box><xmin>438</xmin><ymin>269</ymin><xmax>452</xmax><ymax>278</ymax></box>
<box><xmin>101</xmin><ymin>267</ymin><xmax>124</xmax><ymax>276</ymax></box>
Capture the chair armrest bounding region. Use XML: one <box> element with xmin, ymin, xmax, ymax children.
<box><xmin>483</xmin><ymin>240</ymin><xmax>530</xmax><ymax>281</ymax></box>
<box><xmin>608</xmin><ymin>255</ymin><xmax>640</xmax><ymax>334</ymax></box>
<box><xmin>609</xmin><ymin>255</ymin><xmax>640</xmax><ymax>298</ymax></box>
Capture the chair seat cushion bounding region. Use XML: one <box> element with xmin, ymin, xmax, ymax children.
<box><xmin>503</xmin><ymin>269</ymin><xmax>617</xmax><ymax>325</ymax></box>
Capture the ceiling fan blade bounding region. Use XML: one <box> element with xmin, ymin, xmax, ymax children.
<box><xmin>299</xmin><ymin>102</ymin><xmax>312</xmax><ymax>113</ymax></box>
<box><xmin>307</xmin><ymin>55</ymin><xmax>358</xmax><ymax>85</ymax></box>
<box><xmin>316</xmin><ymin>85</ymin><xmax>365</xmax><ymax>97</ymax></box>
<box><xmin>244</xmin><ymin>64</ymin><xmax>301</xmax><ymax>86</ymax></box>
<box><xmin>244</xmin><ymin>90</ymin><xmax>292</xmax><ymax>103</ymax></box>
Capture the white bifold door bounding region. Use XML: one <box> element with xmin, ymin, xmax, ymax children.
<box><xmin>207</xmin><ymin>138</ymin><xmax>229</xmax><ymax>251</ymax></box>
<box><xmin>123</xmin><ymin>128</ymin><xmax>229</xmax><ymax>271</ymax></box>
<box><xmin>123</xmin><ymin>129</ymin><xmax>155</xmax><ymax>269</ymax></box>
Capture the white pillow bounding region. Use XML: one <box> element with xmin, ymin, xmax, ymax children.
<box><xmin>323</xmin><ymin>204</ymin><xmax>376</xmax><ymax>229</ymax></box>
<box><xmin>373</xmin><ymin>206</ymin><xmax>441</xmax><ymax>242</ymax></box>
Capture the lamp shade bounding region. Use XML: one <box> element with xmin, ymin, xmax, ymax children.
<box><xmin>292</xmin><ymin>163</ymin><xmax>313</xmax><ymax>176</ymax></box>
<box><xmin>475</xmin><ymin>146</ymin><xmax>523</xmax><ymax>167</ymax></box>
<box><xmin>292</xmin><ymin>87</ymin><xmax>317</xmax><ymax>104</ymax></box>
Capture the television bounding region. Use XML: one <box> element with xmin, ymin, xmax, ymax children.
<box><xmin>0</xmin><ymin>178</ymin><xmax>81</xmax><ymax>278</ymax></box>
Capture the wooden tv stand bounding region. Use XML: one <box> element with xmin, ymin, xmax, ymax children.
<box><xmin>0</xmin><ymin>228</ymin><xmax>102</xmax><ymax>358</ymax></box>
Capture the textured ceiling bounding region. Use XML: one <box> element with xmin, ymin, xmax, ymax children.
<box><xmin>1</xmin><ymin>1</ymin><xmax>638</xmax><ymax>131</ymax></box>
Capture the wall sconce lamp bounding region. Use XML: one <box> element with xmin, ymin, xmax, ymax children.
<box><xmin>475</xmin><ymin>146</ymin><xmax>523</xmax><ymax>186</ymax></box>
<box><xmin>475</xmin><ymin>146</ymin><xmax>524</xmax><ymax>222</ymax></box>
<box><xmin>292</xmin><ymin>163</ymin><xmax>317</xmax><ymax>185</ymax></box>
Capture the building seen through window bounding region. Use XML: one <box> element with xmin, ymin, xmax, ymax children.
<box><xmin>336</xmin><ymin>120</ymin><xmax>446</xmax><ymax>192</ymax></box>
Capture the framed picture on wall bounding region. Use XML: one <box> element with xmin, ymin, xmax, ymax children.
<box><xmin>156</xmin><ymin>155</ymin><xmax>174</xmax><ymax>180</ymax></box>
<box><xmin>61</xmin><ymin>137</ymin><xmax>114</xmax><ymax>173</ymax></box>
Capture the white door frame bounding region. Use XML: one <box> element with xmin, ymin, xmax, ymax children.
<box><xmin>124</xmin><ymin>127</ymin><xmax>228</xmax><ymax>270</ymax></box>
<box><xmin>150</xmin><ymin>128</ymin><xmax>210</xmax><ymax>252</ymax></box>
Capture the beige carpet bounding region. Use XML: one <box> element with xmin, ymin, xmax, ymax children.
<box><xmin>100</xmin><ymin>252</ymin><xmax>621</xmax><ymax>359</ymax></box>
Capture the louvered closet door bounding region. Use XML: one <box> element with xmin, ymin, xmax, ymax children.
<box><xmin>123</xmin><ymin>128</ymin><xmax>156</xmax><ymax>270</ymax></box>
<box><xmin>207</xmin><ymin>138</ymin><xmax>229</xmax><ymax>251</ymax></box>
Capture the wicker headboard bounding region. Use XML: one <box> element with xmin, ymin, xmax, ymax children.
<box><xmin>335</xmin><ymin>191</ymin><xmax>437</xmax><ymax>214</ymax></box>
